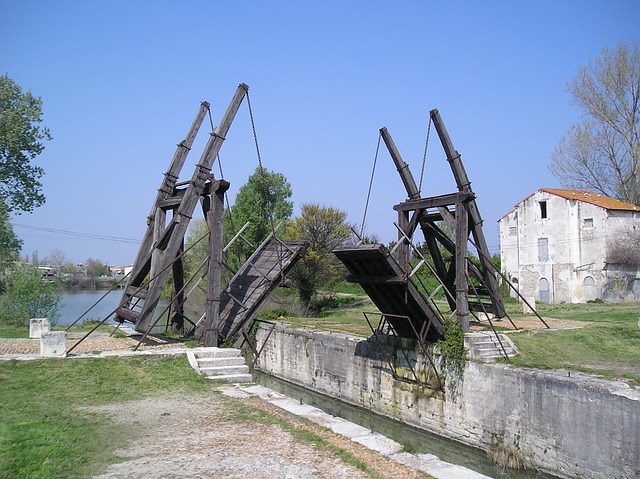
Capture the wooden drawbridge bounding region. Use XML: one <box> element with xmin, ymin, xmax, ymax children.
<box><xmin>334</xmin><ymin>243</ymin><xmax>445</xmax><ymax>341</ymax></box>
<box><xmin>194</xmin><ymin>238</ymin><xmax>307</xmax><ymax>342</ymax></box>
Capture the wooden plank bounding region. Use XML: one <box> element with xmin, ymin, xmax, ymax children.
<box><xmin>334</xmin><ymin>244</ymin><xmax>445</xmax><ymax>340</ymax></box>
<box><xmin>214</xmin><ymin>239</ymin><xmax>307</xmax><ymax>339</ymax></box>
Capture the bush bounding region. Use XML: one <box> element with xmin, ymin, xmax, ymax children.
<box><xmin>0</xmin><ymin>264</ymin><xmax>61</xmax><ymax>326</ymax></box>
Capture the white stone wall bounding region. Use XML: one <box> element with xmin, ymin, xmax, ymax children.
<box><xmin>257</xmin><ymin>324</ymin><xmax>640</xmax><ymax>479</ymax></box>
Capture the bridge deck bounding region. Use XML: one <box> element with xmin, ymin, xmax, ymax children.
<box><xmin>333</xmin><ymin>243</ymin><xmax>444</xmax><ymax>341</ymax></box>
<box><xmin>199</xmin><ymin>239</ymin><xmax>307</xmax><ymax>340</ymax></box>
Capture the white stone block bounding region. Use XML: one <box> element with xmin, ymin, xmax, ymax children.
<box><xmin>29</xmin><ymin>318</ymin><xmax>50</xmax><ymax>339</ymax></box>
<box><xmin>523</xmin><ymin>297</ymin><xmax>536</xmax><ymax>314</ymax></box>
<box><xmin>40</xmin><ymin>331</ymin><xmax>67</xmax><ymax>357</ymax></box>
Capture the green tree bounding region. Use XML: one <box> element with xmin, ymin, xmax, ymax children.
<box><xmin>287</xmin><ymin>204</ymin><xmax>352</xmax><ymax>306</ymax></box>
<box><xmin>84</xmin><ymin>258</ymin><xmax>108</xmax><ymax>278</ymax></box>
<box><xmin>0</xmin><ymin>74</ymin><xmax>52</xmax><ymax>213</ymax></box>
<box><xmin>224</xmin><ymin>167</ymin><xmax>293</xmax><ymax>268</ymax></box>
<box><xmin>549</xmin><ymin>42</ymin><xmax>640</xmax><ymax>205</ymax></box>
<box><xmin>0</xmin><ymin>263</ymin><xmax>61</xmax><ymax>326</ymax></box>
<box><xmin>0</xmin><ymin>199</ymin><xmax>21</xmax><ymax>291</ymax></box>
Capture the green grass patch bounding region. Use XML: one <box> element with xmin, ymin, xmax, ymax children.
<box><xmin>0</xmin><ymin>323</ymin><xmax>29</xmax><ymax>338</ymax></box>
<box><xmin>0</xmin><ymin>356</ymin><xmax>209</xmax><ymax>479</ymax></box>
<box><xmin>508</xmin><ymin>320</ymin><xmax>640</xmax><ymax>385</ymax></box>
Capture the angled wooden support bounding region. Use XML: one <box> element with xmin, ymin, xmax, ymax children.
<box><xmin>430</xmin><ymin>109</ymin><xmax>506</xmax><ymax>319</ymax></box>
<box><xmin>380</xmin><ymin>116</ymin><xmax>506</xmax><ymax>333</ymax></box>
<box><xmin>116</xmin><ymin>84</ymin><xmax>249</xmax><ymax>333</ymax></box>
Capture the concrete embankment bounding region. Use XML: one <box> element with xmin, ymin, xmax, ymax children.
<box><xmin>255</xmin><ymin>323</ymin><xmax>640</xmax><ymax>479</ymax></box>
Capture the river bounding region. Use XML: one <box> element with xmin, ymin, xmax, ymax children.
<box><xmin>57</xmin><ymin>290</ymin><xmax>123</xmax><ymax>326</ymax></box>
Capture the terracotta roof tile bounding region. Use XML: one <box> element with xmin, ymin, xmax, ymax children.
<box><xmin>540</xmin><ymin>188</ymin><xmax>640</xmax><ymax>211</ymax></box>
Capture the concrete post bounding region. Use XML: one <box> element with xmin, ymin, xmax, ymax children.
<box><xmin>523</xmin><ymin>297</ymin><xmax>536</xmax><ymax>314</ymax></box>
<box><xmin>30</xmin><ymin>318</ymin><xmax>50</xmax><ymax>339</ymax></box>
<box><xmin>40</xmin><ymin>331</ymin><xmax>67</xmax><ymax>357</ymax></box>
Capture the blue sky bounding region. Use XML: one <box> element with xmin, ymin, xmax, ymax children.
<box><xmin>2</xmin><ymin>1</ymin><xmax>639</xmax><ymax>265</ymax></box>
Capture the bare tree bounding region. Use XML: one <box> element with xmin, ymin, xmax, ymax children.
<box><xmin>550</xmin><ymin>41</ymin><xmax>640</xmax><ymax>206</ymax></box>
<box><xmin>607</xmin><ymin>230</ymin><xmax>640</xmax><ymax>267</ymax></box>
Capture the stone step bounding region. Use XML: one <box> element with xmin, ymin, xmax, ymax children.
<box><xmin>186</xmin><ymin>349</ymin><xmax>253</xmax><ymax>383</ymax></box>
<box><xmin>464</xmin><ymin>332</ymin><xmax>518</xmax><ymax>363</ymax></box>
<box><xmin>197</xmin><ymin>356</ymin><xmax>246</xmax><ymax>368</ymax></box>
<box><xmin>192</xmin><ymin>347</ymin><xmax>242</xmax><ymax>359</ymax></box>
<box><xmin>199</xmin><ymin>364</ymin><xmax>250</xmax><ymax>376</ymax></box>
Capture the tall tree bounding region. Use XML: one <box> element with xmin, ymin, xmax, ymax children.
<box><xmin>0</xmin><ymin>199</ymin><xmax>22</xmax><ymax>291</ymax></box>
<box><xmin>287</xmin><ymin>204</ymin><xmax>352</xmax><ymax>306</ymax></box>
<box><xmin>549</xmin><ymin>42</ymin><xmax>640</xmax><ymax>205</ymax></box>
<box><xmin>224</xmin><ymin>167</ymin><xmax>293</xmax><ymax>267</ymax></box>
<box><xmin>0</xmin><ymin>74</ymin><xmax>52</xmax><ymax>213</ymax></box>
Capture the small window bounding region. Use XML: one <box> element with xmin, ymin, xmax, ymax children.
<box><xmin>584</xmin><ymin>218</ymin><xmax>594</xmax><ymax>228</ymax></box>
<box><xmin>509</xmin><ymin>226</ymin><xmax>517</xmax><ymax>236</ymax></box>
<box><xmin>539</xmin><ymin>201</ymin><xmax>548</xmax><ymax>219</ymax></box>
<box><xmin>538</xmin><ymin>238</ymin><xmax>549</xmax><ymax>261</ymax></box>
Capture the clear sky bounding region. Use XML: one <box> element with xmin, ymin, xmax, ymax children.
<box><xmin>2</xmin><ymin>1</ymin><xmax>639</xmax><ymax>265</ymax></box>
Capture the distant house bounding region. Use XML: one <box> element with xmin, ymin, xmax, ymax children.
<box><xmin>499</xmin><ymin>188</ymin><xmax>640</xmax><ymax>304</ymax></box>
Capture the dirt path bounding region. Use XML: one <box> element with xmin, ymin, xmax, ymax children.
<box><xmin>86</xmin><ymin>391</ymin><xmax>427</xmax><ymax>479</ymax></box>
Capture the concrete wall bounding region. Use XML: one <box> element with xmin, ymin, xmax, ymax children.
<box><xmin>256</xmin><ymin>324</ymin><xmax>640</xmax><ymax>479</ymax></box>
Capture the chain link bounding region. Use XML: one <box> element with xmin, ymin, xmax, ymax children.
<box><xmin>360</xmin><ymin>132</ymin><xmax>382</xmax><ymax>239</ymax></box>
<box><xmin>419</xmin><ymin>116</ymin><xmax>432</xmax><ymax>195</ymax></box>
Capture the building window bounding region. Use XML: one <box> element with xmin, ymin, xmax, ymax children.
<box><xmin>584</xmin><ymin>218</ymin><xmax>594</xmax><ymax>228</ymax></box>
<box><xmin>539</xmin><ymin>278</ymin><xmax>550</xmax><ymax>303</ymax></box>
<box><xmin>509</xmin><ymin>226</ymin><xmax>517</xmax><ymax>236</ymax></box>
<box><xmin>539</xmin><ymin>200</ymin><xmax>548</xmax><ymax>219</ymax></box>
<box><xmin>538</xmin><ymin>238</ymin><xmax>549</xmax><ymax>261</ymax></box>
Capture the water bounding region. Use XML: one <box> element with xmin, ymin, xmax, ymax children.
<box><xmin>256</xmin><ymin>373</ymin><xmax>558</xmax><ymax>479</ymax></box>
<box><xmin>57</xmin><ymin>290</ymin><xmax>123</xmax><ymax>326</ymax></box>
<box><xmin>57</xmin><ymin>290</ymin><xmax>171</xmax><ymax>332</ymax></box>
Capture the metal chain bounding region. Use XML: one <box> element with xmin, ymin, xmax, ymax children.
<box><xmin>419</xmin><ymin>116</ymin><xmax>432</xmax><ymax>194</ymax></box>
<box><xmin>360</xmin><ymin>132</ymin><xmax>382</xmax><ymax>239</ymax></box>
<box><xmin>246</xmin><ymin>91</ymin><xmax>274</xmax><ymax>230</ymax></box>
<box><xmin>246</xmin><ymin>91</ymin><xmax>285</xmax><ymax>282</ymax></box>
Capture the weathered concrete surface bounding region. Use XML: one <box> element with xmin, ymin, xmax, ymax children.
<box><xmin>256</xmin><ymin>324</ymin><xmax>640</xmax><ymax>479</ymax></box>
<box><xmin>40</xmin><ymin>331</ymin><xmax>67</xmax><ymax>357</ymax></box>
<box><xmin>29</xmin><ymin>318</ymin><xmax>50</xmax><ymax>339</ymax></box>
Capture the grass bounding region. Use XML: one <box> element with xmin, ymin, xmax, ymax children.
<box><xmin>0</xmin><ymin>356</ymin><xmax>209</xmax><ymax>479</ymax></box>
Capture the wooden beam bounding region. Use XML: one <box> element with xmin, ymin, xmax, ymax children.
<box><xmin>393</xmin><ymin>191</ymin><xmax>474</xmax><ymax>212</ymax></box>
<box><xmin>380</xmin><ymin>127</ymin><xmax>421</xmax><ymax>200</ymax></box>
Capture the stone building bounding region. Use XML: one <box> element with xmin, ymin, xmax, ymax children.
<box><xmin>499</xmin><ymin>188</ymin><xmax>640</xmax><ymax>303</ymax></box>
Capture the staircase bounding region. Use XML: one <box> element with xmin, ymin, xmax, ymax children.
<box><xmin>186</xmin><ymin>347</ymin><xmax>253</xmax><ymax>382</ymax></box>
<box><xmin>464</xmin><ymin>332</ymin><xmax>519</xmax><ymax>363</ymax></box>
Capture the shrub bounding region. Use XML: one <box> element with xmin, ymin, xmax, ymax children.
<box><xmin>0</xmin><ymin>264</ymin><xmax>61</xmax><ymax>326</ymax></box>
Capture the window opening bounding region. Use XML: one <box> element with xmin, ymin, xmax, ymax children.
<box><xmin>539</xmin><ymin>201</ymin><xmax>548</xmax><ymax>219</ymax></box>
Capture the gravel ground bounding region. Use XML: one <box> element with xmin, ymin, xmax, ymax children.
<box><xmin>85</xmin><ymin>392</ymin><xmax>426</xmax><ymax>479</ymax></box>
<box><xmin>0</xmin><ymin>333</ymin><xmax>182</xmax><ymax>355</ymax></box>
